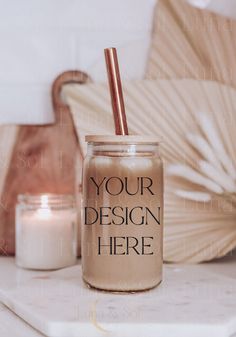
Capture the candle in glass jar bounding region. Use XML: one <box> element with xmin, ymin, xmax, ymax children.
<box><xmin>16</xmin><ymin>194</ymin><xmax>77</xmax><ymax>270</ymax></box>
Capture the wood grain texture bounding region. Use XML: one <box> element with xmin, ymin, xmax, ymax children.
<box><xmin>0</xmin><ymin>70</ymin><xmax>89</xmax><ymax>255</ymax></box>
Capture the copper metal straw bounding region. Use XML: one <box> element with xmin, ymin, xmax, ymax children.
<box><xmin>104</xmin><ymin>47</ymin><xmax>129</xmax><ymax>135</ymax></box>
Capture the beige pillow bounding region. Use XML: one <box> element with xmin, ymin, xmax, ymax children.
<box><xmin>63</xmin><ymin>78</ymin><xmax>236</xmax><ymax>263</ymax></box>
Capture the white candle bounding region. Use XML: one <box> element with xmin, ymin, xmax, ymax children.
<box><xmin>16</xmin><ymin>194</ymin><xmax>77</xmax><ymax>270</ymax></box>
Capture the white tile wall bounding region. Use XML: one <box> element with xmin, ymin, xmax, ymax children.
<box><xmin>0</xmin><ymin>0</ymin><xmax>157</xmax><ymax>124</ymax></box>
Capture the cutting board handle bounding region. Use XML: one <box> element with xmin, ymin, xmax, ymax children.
<box><xmin>52</xmin><ymin>70</ymin><xmax>90</xmax><ymax>123</ymax></box>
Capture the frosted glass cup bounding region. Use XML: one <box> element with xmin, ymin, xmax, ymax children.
<box><xmin>82</xmin><ymin>135</ymin><xmax>164</xmax><ymax>292</ymax></box>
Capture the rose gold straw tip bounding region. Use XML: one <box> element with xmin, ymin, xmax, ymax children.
<box><xmin>104</xmin><ymin>47</ymin><xmax>116</xmax><ymax>53</ymax></box>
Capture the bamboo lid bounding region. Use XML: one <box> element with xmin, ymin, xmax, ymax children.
<box><xmin>85</xmin><ymin>135</ymin><xmax>160</xmax><ymax>144</ymax></box>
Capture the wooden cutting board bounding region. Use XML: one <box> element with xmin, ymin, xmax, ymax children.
<box><xmin>0</xmin><ymin>71</ymin><xmax>89</xmax><ymax>255</ymax></box>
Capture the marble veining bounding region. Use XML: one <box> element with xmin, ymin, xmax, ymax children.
<box><xmin>0</xmin><ymin>257</ymin><xmax>235</xmax><ymax>337</ymax></box>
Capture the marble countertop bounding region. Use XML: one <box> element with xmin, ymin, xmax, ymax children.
<box><xmin>0</xmin><ymin>302</ymin><xmax>42</xmax><ymax>337</ymax></box>
<box><xmin>0</xmin><ymin>255</ymin><xmax>235</xmax><ymax>337</ymax></box>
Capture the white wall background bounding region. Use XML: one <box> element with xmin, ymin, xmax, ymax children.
<box><xmin>0</xmin><ymin>0</ymin><xmax>156</xmax><ymax>124</ymax></box>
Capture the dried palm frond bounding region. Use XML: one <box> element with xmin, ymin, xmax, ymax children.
<box><xmin>63</xmin><ymin>78</ymin><xmax>236</xmax><ymax>263</ymax></box>
<box><xmin>147</xmin><ymin>0</ymin><xmax>236</xmax><ymax>88</ymax></box>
